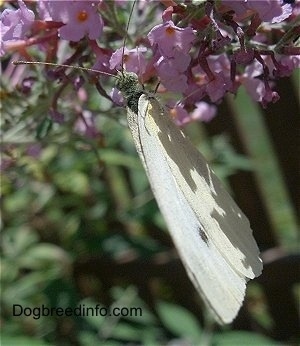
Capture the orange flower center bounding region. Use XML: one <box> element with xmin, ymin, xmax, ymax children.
<box><xmin>165</xmin><ymin>26</ymin><xmax>175</xmax><ymax>36</ymax></box>
<box><xmin>77</xmin><ymin>10</ymin><xmax>88</xmax><ymax>22</ymax></box>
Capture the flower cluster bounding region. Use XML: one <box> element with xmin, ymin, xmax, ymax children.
<box><xmin>1</xmin><ymin>0</ymin><xmax>299</xmax><ymax>129</ymax></box>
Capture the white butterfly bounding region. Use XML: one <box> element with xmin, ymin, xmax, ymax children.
<box><xmin>116</xmin><ymin>71</ymin><xmax>263</xmax><ymax>324</ymax></box>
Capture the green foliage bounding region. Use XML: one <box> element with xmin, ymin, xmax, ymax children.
<box><xmin>156</xmin><ymin>301</ymin><xmax>202</xmax><ymax>343</ymax></box>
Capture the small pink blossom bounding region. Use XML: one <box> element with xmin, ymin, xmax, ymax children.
<box><xmin>19</xmin><ymin>76</ymin><xmax>36</xmax><ymax>95</ymax></box>
<box><xmin>0</xmin><ymin>0</ymin><xmax>34</xmax><ymax>41</ymax></box>
<box><xmin>206</xmin><ymin>73</ymin><xmax>228</xmax><ymax>103</ymax></box>
<box><xmin>148</xmin><ymin>20</ymin><xmax>195</xmax><ymax>57</ymax></box>
<box><xmin>0</xmin><ymin>0</ymin><xmax>35</xmax><ymax>55</ymax></box>
<box><xmin>240</xmin><ymin>61</ymin><xmax>264</xmax><ymax>102</ymax></box>
<box><xmin>242</xmin><ymin>76</ymin><xmax>264</xmax><ymax>103</ymax></box>
<box><xmin>243</xmin><ymin>60</ymin><xmax>263</xmax><ymax>79</ymax></box>
<box><xmin>110</xmin><ymin>47</ymin><xmax>147</xmax><ymax>76</ymax></box>
<box><xmin>222</xmin><ymin>0</ymin><xmax>292</xmax><ymax>23</ymax></box>
<box><xmin>169</xmin><ymin>101</ymin><xmax>217</xmax><ymax>126</ymax></box>
<box><xmin>276</xmin><ymin>55</ymin><xmax>300</xmax><ymax>77</ymax></box>
<box><xmin>110</xmin><ymin>87</ymin><xmax>124</xmax><ymax>107</ymax></box>
<box><xmin>191</xmin><ymin>102</ymin><xmax>217</xmax><ymax>123</ymax></box>
<box><xmin>154</xmin><ymin>50</ymin><xmax>191</xmax><ymax>92</ymax></box>
<box><xmin>262</xmin><ymin>88</ymin><xmax>280</xmax><ymax>108</ymax></box>
<box><xmin>191</xmin><ymin>54</ymin><xmax>232</xmax><ymax>103</ymax></box>
<box><xmin>169</xmin><ymin>103</ymin><xmax>190</xmax><ymax>126</ymax></box>
<box><xmin>184</xmin><ymin>82</ymin><xmax>207</xmax><ymax>106</ymax></box>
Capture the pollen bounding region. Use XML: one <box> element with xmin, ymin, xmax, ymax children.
<box><xmin>165</xmin><ymin>26</ymin><xmax>175</xmax><ymax>36</ymax></box>
<box><xmin>77</xmin><ymin>10</ymin><xmax>88</xmax><ymax>22</ymax></box>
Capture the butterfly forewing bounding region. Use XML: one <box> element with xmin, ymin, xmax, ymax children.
<box><xmin>125</xmin><ymin>90</ymin><xmax>262</xmax><ymax>323</ymax></box>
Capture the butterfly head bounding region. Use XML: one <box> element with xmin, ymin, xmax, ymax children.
<box><xmin>115</xmin><ymin>71</ymin><xmax>144</xmax><ymax>113</ymax></box>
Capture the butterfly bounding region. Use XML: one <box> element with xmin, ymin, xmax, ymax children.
<box><xmin>114</xmin><ymin>69</ymin><xmax>263</xmax><ymax>324</ymax></box>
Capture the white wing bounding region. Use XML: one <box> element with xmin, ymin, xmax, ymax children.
<box><xmin>126</xmin><ymin>93</ymin><xmax>262</xmax><ymax>324</ymax></box>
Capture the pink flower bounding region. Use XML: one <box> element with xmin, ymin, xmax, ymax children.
<box><xmin>0</xmin><ymin>0</ymin><xmax>35</xmax><ymax>55</ymax></box>
<box><xmin>276</xmin><ymin>55</ymin><xmax>300</xmax><ymax>77</ymax></box>
<box><xmin>169</xmin><ymin>103</ymin><xmax>190</xmax><ymax>126</ymax></box>
<box><xmin>110</xmin><ymin>47</ymin><xmax>147</xmax><ymax>76</ymax></box>
<box><xmin>240</xmin><ymin>59</ymin><xmax>280</xmax><ymax>107</ymax></box>
<box><xmin>222</xmin><ymin>0</ymin><xmax>292</xmax><ymax>23</ymax></box>
<box><xmin>169</xmin><ymin>101</ymin><xmax>217</xmax><ymax>126</ymax></box>
<box><xmin>191</xmin><ymin>102</ymin><xmax>217</xmax><ymax>123</ymax></box>
<box><xmin>148</xmin><ymin>20</ymin><xmax>195</xmax><ymax>58</ymax></box>
<box><xmin>45</xmin><ymin>0</ymin><xmax>103</xmax><ymax>41</ymax></box>
<box><xmin>154</xmin><ymin>50</ymin><xmax>191</xmax><ymax>92</ymax></box>
<box><xmin>184</xmin><ymin>82</ymin><xmax>207</xmax><ymax>106</ymax></box>
<box><xmin>110</xmin><ymin>87</ymin><xmax>124</xmax><ymax>107</ymax></box>
<box><xmin>240</xmin><ymin>61</ymin><xmax>264</xmax><ymax>102</ymax></box>
<box><xmin>190</xmin><ymin>54</ymin><xmax>232</xmax><ymax>103</ymax></box>
<box><xmin>261</xmin><ymin>88</ymin><xmax>280</xmax><ymax>108</ymax></box>
<box><xmin>206</xmin><ymin>73</ymin><xmax>228</xmax><ymax>103</ymax></box>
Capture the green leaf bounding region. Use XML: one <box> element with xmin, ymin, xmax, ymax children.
<box><xmin>53</xmin><ymin>171</ymin><xmax>89</xmax><ymax>195</ymax></box>
<box><xmin>18</xmin><ymin>243</ymin><xmax>71</xmax><ymax>274</ymax></box>
<box><xmin>99</xmin><ymin>148</ymin><xmax>141</xmax><ymax>168</ymax></box>
<box><xmin>36</xmin><ymin>117</ymin><xmax>53</xmax><ymax>139</ymax></box>
<box><xmin>156</xmin><ymin>301</ymin><xmax>202</xmax><ymax>342</ymax></box>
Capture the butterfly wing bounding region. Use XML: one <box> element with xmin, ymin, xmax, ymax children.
<box><xmin>127</xmin><ymin>93</ymin><xmax>262</xmax><ymax>324</ymax></box>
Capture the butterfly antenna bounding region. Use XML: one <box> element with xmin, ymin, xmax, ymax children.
<box><xmin>121</xmin><ymin>0</ymin><xmax>137</xmax><ymax>74</ymax></box>
<box><xmin>12</xmin><ymin>61</ymin><xmax>116</xmax><ymax>78</ymax></box>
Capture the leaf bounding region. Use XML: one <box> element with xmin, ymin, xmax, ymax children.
<box><xmin>36</xmin><ymin>117</ymin><xmax>53</xmax><ymax>139</ymax></box>
<box><xmin>53</xmin><ymin>171</ymin><xmax>89</xmax><ymax>195</ymax></box>
<box><xmin>156</xmin><ymin>301</ymin><xmax>202</xmax><ymax>342</ymax></box>
<box><xmin>100</xmin><ymin>148</ymin><xmax>141</xmax><ymax>169</ymax></box>
<box><xmin>18</xmin><ymin>243</ymin><xmax>72</xmax><ymax>274</ymax></box>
